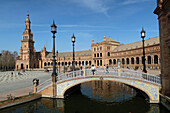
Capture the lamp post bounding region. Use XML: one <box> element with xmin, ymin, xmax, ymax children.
<box><xmin>51</xmin><ymin>20</ymin><xmax>57</xmax><ymax>97</ymax></box>
<box><xmin>57</xmin><ymin>50</ymin><xmax>58</xmax><ymax>74</ymax></box>
<box><xmin>59</xmin><ymin>57</ymin><xmax>60</xmax><ymax>73</ymax></box>
<box><xmin>141</xmin><ymin>28</ymin><xmax>147</xmax><ymax>73</ymax></box>
<box><xmin>72</xmin><ymin>34</ymin><xmax>76</xmax><ymax>72</ymax></box>
<box><xmin>64</xmin><ymin>56</ymin><xmax>65</xmax><ymax>73</ymax></box>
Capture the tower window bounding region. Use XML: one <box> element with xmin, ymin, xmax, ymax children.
<box><xmin>94</xmin><ymin>48</ymin><xmax>96</xmax><ymax>51</ymax></box>
<box><xmin>23</xmin><ymin>36</ymin><xmax>28</xmax><ymax>39</ymax></box>
<box><xmin>97</xmin><ymin>53</ymin><xmax>99</xmax><ymax>57</ymax></box>
<box><xmin>107</xmin><ymin>52</ymin><xmax>110</xmax><ymax>56</ymax></box>
<box><xmin>100</xmin><ymin>53</ymin><xmax>102</xmax><ymax>57</ymax></box>
<box><xmin>107</xmin><ymin>46</ymin><xmax>110</xmax><ymax>50</ymax></box>
<box><xmin>100</xmin><ymin>47</ymin><xmax>102</xmax><ymax>50</ymax></box>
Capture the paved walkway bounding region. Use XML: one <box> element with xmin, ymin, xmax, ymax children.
<box><xmin>137</xmin><ymin>69</ymin><xmax>160</xmax><ymax>76</ymax></box>
<box><xmin>0</xmin><ymin>71</ymin><xmax>51</xmax><ymax>101</ymax></box>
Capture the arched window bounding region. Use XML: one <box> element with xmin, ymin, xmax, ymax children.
<box><xmin>100</xmin><ymin>53</ymin><xmax>102</xmax><ymax>57</ymax></box>
<box><xmin>65</xmin><ymin>62</ymin><xmax>67</xmax><ymax>65</ymax></box>
<box><xmin>68</xmin><ymin>62</ymin><xmax>71</xmax><ymax>66</ymax></box>
<box><xmin>136</xmin><ymin>57</ymin><xmax>139</xmax><ymax>64</ymax></box>
<box><xmin>97</xmin><ymin>60</ymin><xmax>99</xmax><ymax>66</ymax></box>
<box><xmin>89</xmin><ymin>61</ymin><xmax>91</xmax><ymax>65</ymax></box>
<box><xmin>122</xmin><ymin>58</ymin><xmax>125</xmax><ymax>64</ymax></box>
<box><xmin>126</xmin><ymin>58</ymin><xmax>129</xmax><ymax>64</ymax></box>
<box><xmin>75</xmin><ymin>61</ymin><xmax>77</xmax><ymax>66</ymax></box>
<box><xmin>44</xmin><ymin>62</ymin><xmax>47</xmax><ymax>66</ymax></box>
<box><xmin>109</xmin><ymin>59</ymin><xmax>112</xmax><ymax>65</ymax></box>
<box><xmin>97</xmin><ymin>53</ymin><xmax>99</xmax><ymax>57</ymax></box>
<box><xmin>86</xmin><ymin>61</ymin><xmax>88</xmax><ymax>65</ymax></box>
<box><xmin>154</xmin><ymin>55</ymin><xmax>158</xmax><ymax>64</ymax></box>
<box><xmin>113</xmin><ymin>59</ymin><xmax>116</xmax><ymax>64</ymax></box>
<box><xmin>148</xmin><ymin>56</ymin><xmax>151</xmax><ymax>64</ymax></box>
<box><xmin>62</xmin><ymin>62</ymin><xmax>64</xmax><ymax>66</ymax></box>
<box><xmin>82</xmin><ymin>61</ymin><xmax>84</xmax><ymax>65</ymax></box>
<box><xmin>131</xmin><ymin>58</ymin><xmax>134</xmax><ymax>64</ymax></box>
<box><xmin>48</xmin><ymin>62</ymin><xmax>50</xmax><ymax>66</ymax></box>
<box><xmin>107</xmin><ymin>52</ymin><xmax>110</xmax><ymax>56</ymax></box>
<box><xmin>79</xmin><ymin>61</ymin><xmax>81</xmax><ymax>66</ymax></box>
<box><xmin>51</xmin><ymin>62</ymin><xmax>53</xmax><ymax>66</ymax></box>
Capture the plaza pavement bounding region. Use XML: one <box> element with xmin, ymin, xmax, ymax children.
<box><xmin>0</xmin><ymin>71</ymin><xmax>51</xmax><ymax>101</ymax></box>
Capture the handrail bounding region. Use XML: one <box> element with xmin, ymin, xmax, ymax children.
<box><xmin>37</xmin><ymin>67</ymin><xmax>161</xmax><ymax>93</ymax></box>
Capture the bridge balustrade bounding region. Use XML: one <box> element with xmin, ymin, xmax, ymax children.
<box><xmin>37</xmin><ymin>67</ymin><xmax>161</xmax><ymax>93</ymax></box>
<box><xmin>37</xmin><ymin>78</ymin><xmax>51</xmax><ymax>93</ymax></box>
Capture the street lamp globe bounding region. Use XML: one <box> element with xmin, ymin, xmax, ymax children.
<box><xmin>51</xmin><ymin>20</ymin><xmax>57</xmax><ymax>34</ymax></box>
<box><xmin>141</xmin><ymin>28</ymin><xmax>145</xmax><ymax>39</ymax></box>
<box><xmin>72</xmin><ymin>34</ymin><xmax>76</xmax><ymax>43</ymax></box>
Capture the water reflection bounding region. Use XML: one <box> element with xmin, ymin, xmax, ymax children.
<box><xmin>81</xmin><ymin>81</ymin><xmax>137</xmax><ymax>103</ymax></box>
<box><xmin>0</xmin><ymin>81</ymin><xmax>169</xmax><ymax>113</ymax></box>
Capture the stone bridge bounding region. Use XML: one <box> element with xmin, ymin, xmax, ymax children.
<box><xmin>36</xmin><ymin>68</ymin><xmax>161</xmax><ymax>103</ymax></box>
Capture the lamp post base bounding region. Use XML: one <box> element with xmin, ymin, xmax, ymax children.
<box><xmin>51</xmin><ymin>74</ymin><xmax>57</xmax><ymax>98</ymax></box>
<box><xmin>143</xmin><ymin>70</ymin><xmax>147</xmax><ymax>73</ymax></box>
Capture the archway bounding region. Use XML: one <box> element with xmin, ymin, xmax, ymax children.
<box><xmin>61</xmin><ymin>79</ymin><xmax>154</xmax><ymax>103</ymax></box>
<box><xmin>109</xmin><ymin>59</ymin><xmax>112</xmax><ymax>65</ymax></box>
<box><xmin>21</xmin><ymin>63</ymin><xmax>24</xmax><ymax>69</ymax></box>
<box><xmin>131</xmin><ymin>58</ymin><xmax>134</xmax><ymax>64</ymax></box>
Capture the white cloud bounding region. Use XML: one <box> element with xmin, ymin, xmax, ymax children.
<box><xmin>122</xmin><ymin>0</ymin><xmax>152</xmax><ymax>5</ymax></box>
<box><xmin>70</xmin><ymin>0</ymin><xmax>110</xmax><ymax>16</ymax></box>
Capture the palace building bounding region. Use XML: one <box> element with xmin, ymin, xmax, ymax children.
<box><xmin>16</xmin><ymin>13</ymin><xmax>160</xmax><ymax>71</ymax></box>
<box><xmin>154</xmin><ymin>0</ymin><xmax>170</xmax><ymax>96</ymax></box>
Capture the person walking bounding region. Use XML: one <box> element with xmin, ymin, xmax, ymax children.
<box><xmin>81</xmin><ymin>67</ymin><xmax>83</xmax><ymax>76</ymax></box>
<box><xmin>106</xmin><ymin>64</ymin><xmax>109</xmax><ymax>73</ymax></box>
<box><xmin>91</xmin><ymin>65</ymin><xmax>96</xmax><ymax>75</ymax></box>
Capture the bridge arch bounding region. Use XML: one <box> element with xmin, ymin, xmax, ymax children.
<box><xmin>56</xmin><ymin>76</ymin><xmax>160</xmax><ymax>103</ymax></box>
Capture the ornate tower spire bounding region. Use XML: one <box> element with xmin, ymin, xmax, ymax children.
<box><xmin>25</xmin><ymin>11</ymin><xmax>31</xmax><ymax>30</ymax></box>
<box><xmin>22</xmin><ymin>12</ymin><xmax>33</xmax><ymax>40</ymax></box>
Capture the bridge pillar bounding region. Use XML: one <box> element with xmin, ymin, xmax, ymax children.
<box><xmin>118</xmin><ymin>68</ymin><xmax>121</xmax><ymax>76</ymax></box>
<box><xmin>34</xmin><ymin>84</ymin><xmax>37</xmax><ymax>93</ymax></box>
<box><xmin>73</xmin><ymin>72</ymin><xmax>75</xmax><ymax>77</ymax></box>
<box><xmin>83</xmin><ymin>69</ymin><xmax>86</xmax><ymax>77</ymax></box>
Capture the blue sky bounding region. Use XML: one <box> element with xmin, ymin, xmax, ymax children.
<box><xmin>0</xmin><ymin>0</ymin><xmax>159</xmax><ymax>54</ymax></box>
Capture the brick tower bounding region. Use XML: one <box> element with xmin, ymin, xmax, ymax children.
<box><xmin>16</xmin><ymin>12</ymin><xmax>37</xmax><ymax>70</ymax></box>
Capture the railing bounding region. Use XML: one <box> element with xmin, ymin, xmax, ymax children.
<box><xmin>37</xmin><ymin>78</ymin><xmax>52</xmax><ymax>93</ymax></box>
<box><xmin>37</xmin><ymin>67</ymin><xmax>161</xmax><ymax>92</ymax></box>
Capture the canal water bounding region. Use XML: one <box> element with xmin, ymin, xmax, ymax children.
<box><xmin>0</xmin><ymin>81</ymin><xmax>169</xmax><ymax>113</ymax></box>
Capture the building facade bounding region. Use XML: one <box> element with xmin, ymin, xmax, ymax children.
<box><xmin>154</xmin><ymin>0</ymin><xmax>170</xmax><ymax>96</ymax></box>
<box><xmin>16</xmin><ymin>13</ymin><xmax>161</xmax><ymax>72</ymax></box>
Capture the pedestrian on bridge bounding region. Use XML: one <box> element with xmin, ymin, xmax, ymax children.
<box><xmin>81</xmin><ymin>67</ymin><xmax>83</xmax><ymax>76</ymax></box>
<box><xmin>106</xmin><ymin>64</ymin><xmax>109</xmax><ymax>73</ymax></box>
<box><xmin>91</xmin><ymin>65</ymin><xmax>96</xmax><ymax>75</ymax></box>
